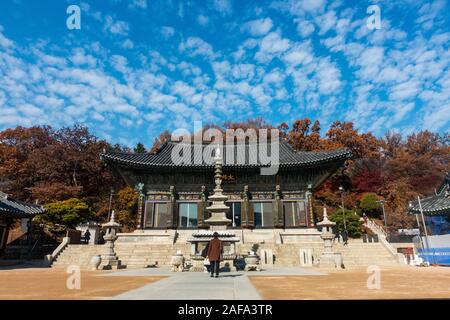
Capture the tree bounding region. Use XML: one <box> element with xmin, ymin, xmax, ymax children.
<box><xmin>150</xmin><ymin>130</ymin><xmax>171</xmax><ymax>154</ymax></box>
<box><xmin>114</xmin><ymin>187</ymin><xmax>139</xmax><ymax>232</ymax></box>
<box><xmin>323</xmin><ymin>121</ymin><xmax>381</xmax><ymax>159</ymax></box>
<box><xmin>330</xmin><ymin>210</ymin><xmax>363</xmax><ymax>238</ymax></box>
<box><xmin>0</xmin><ymin>125</ymin><xmax>124</xmax><ymax>207</ymax></box>
<box><xmin>134</xmin><ymin>142</ymin><xmax>146</xmax><ymax>153</ymax></box>
<box><xmin>359</xmin><ymin>193</ymin><xmax>381</xmax><ymax>217</ymax></box>
<box><xmin>286</xmin><ymin>118</ymin><xmax>322</xmax><ymax>151</ymax></box>
<box><xmin>38</xmin><ymin>198</ymin><xmax>94</xmax><ymax>229</ymax></box>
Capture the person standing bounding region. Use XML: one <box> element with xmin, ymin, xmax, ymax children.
<box><xmin>341</xmin><ymin>229</ymin><xmax>348</xmax><ymax>246</ymax></box>
<box><xmin>84</xmin><ymin>229</ymin><xmax>91</xmax><ymax>244</ymax></box>
<box><xmin>207</xmin><ymin>232</ymin><xmax>223</xmax><ymax>278</ymax></box>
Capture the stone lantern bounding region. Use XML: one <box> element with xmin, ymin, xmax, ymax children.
<box><xmin>317</xmin><ymin>208</ymin><xmax>344</xmax><ymax>268</ymax></box>
<box><xmin>100</xmin><ymin>210</ymin><xmax>122</xmax><ymax>269</ymax></box>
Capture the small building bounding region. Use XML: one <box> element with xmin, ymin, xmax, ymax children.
<box><xmin>409</xmin><ymin>173</ymin><xmax>450</xmax><ymax>235</ymax></box>
<box><xmin>0</xmin><ymin>191</ymin><xmax>45</xmax><ymax>254</ymax></box>
<box><xmin>409</xmin><ymin>173</ymin><xmax>450</xmax><ymax>265</ymax></box>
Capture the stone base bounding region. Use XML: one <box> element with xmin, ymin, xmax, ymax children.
<box><xmin>171</xmin><ymin>264</ymin><xmax>184</xmax><ymax>272</ymax></box>
<box><xmin>319</xmin><ymin>253</ymin><xmax>344</xmax><ymax>269</ymax></box>
<box><xmin>189</xmin><ymin>257</ymin><xmax>206</xmax><ymax>272</ymax></box>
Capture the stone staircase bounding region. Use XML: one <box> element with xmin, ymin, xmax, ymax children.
<box><xmin>113</xmin><ymin>242</ymin><xmax>191</xmax><ymax>269</ymax></box>
<box><xmin>51</xmin><ymin>237</ymin><xmax>399</xmax><ymax>269</ymax></box>
<box><xmin>51</xmin><ymin>244</ymin><xmax>104</xmax><ymax>269</ymax></box>
<box><xmin>334</xmin><ymin>241</ymin><xmax>398</xmax><ymax>266</ymax></box>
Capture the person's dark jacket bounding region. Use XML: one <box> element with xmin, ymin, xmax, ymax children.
<box><xmin>201</xmin><ymin>243</ymin><xmax>209</xmax><ymax>258</ymax></box>
<box><xmin>207</xmin><ymin>238</ymin><xmax>223</xmax><ymax>262</ymax></box>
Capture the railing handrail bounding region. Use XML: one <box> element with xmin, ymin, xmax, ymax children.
<box><xmin>49</xmin><ymin>236</ymin><xmax>70</xmax><ymax>261</ymax></box>
<box><xmin>363</xmin><ymin>218</ymin><xmax>400</xmax><ymax>260</ymax></box>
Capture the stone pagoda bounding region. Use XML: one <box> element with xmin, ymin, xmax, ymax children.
<box><xmin>204</xmin><ymin>145</ymin><xmax>232</xmax><ymax>230</ymax></box>
<box><xmin>187</xmin><ymin>145</ymin><xmax>240</xmax><ymax>271</ymax></box>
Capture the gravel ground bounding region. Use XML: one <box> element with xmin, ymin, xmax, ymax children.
<box><xmin>0</xmin><ymin>267</ymin><xmax>165</xmax><ymax>300</ymax></box>
<box><xmin>249</xmin><ymin>266</ymin><xmax>450</xmax><ymax>299</ymax></box>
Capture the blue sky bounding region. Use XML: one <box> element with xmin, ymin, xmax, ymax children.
<box><xmin>0</xmin><ymin>0</ymin><xmax>448</xmax><ymax>147</ymax></box>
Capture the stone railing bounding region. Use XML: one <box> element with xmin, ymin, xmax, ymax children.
<box><xmin>363</xmin><ymin>218</ymin><xmax>404</xmax><ymax>263</ymax></box>
<box><xmin>44</xmin><ymin>236</ymin><xmax>70</xmax><ymax>266</ymax></box>
<box><xmin>364</xmin><ymin>219</ymin><xmax>388</xmax><ymax>238</ymax></box>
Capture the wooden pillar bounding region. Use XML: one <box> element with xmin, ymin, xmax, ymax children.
<box><xmin>0</xmin><ymin>221</ymin><xmax>8</xmax><ymax>253</ymax></box>
<box><xmin>273</xmin><ymin>185</ymin><xmax>284</xmax><ymax>228</ymax></box>
<box><xmin>135</xmin><ymin>183</ymin><xmax>145</xmax><ymax>230</ymax></box>
<box><xmin>167</xmin><ymin>186</ymin><xmax>178</xmax><ymax>229</ymax></box>
<box><xmin>241</xmin><ymin>185</ymin><xmax>254</xmax><ymax>228</ymax></box>
<box><xmin>306</xmin><ymin>185</ymin><xmax>315</xmax><ymax>227</ymax></box>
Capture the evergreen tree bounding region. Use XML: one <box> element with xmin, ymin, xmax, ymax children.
<box><xmin>134</xmin><ymin>142</ymin><xmax>146</xmax><ymax>153</ymax></box>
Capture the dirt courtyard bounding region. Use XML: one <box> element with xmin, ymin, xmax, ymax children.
<box><xmin>0</xmin><ymin>267</ymin><xmax>165</xmax><ymax>300</ymax></box>
<box><xmin>0</xmin><ymin>265</ymin><xmax>449</xmax><ymax>300</ymax></box>
<box><xmin>250</xmin><ymin>266</ymin><xmax>450</xmax><ymax>299</ymax></box>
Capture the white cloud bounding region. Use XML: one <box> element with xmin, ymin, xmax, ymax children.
<box><xmin>296</xmin><ymin>20</ymin><xmax>315</xmax><ymax>37</ymax></box>
<box><xmin>104</xmin><ymin>16</ymin><xmax>129</xmax><ymax>36</ymax></box>
<box><xmin>389</xmin><ymin>80</ymin><xmax>420</xmax><ymax>101</ymax></box>
<box><xmin>244</xmin><ymin>18</ymin><xmax>273</xmax><ymax>37</ymax></box>
<box><xmin>122</xmin><ymin>39</ymin><xmax>134</xmax><ymax>49</ymax></box>
<box><xmin>161</xmin><ymin>26</ymin><xmax>175</xmax><ymax>39</ymax></box>
<box><xmin>0</xmin><ymin>26</ymin><xmax>14</xmax><ymax>49</ymax></box>
<box><xmin>315</xmin><ymin>59</ymin><xmax>342</xmax><ymax>94</ymax></box>
<box><xmin>282</xmin><ymin>44</ymin><xmax>313</xmax><ymax>66</ymax></box>
<box><xmin>255</xmin><ymin>31</ymin><xmax>290</xmax><ymax>62</ymax></box>
<box><xmin>315</xmin><ymin>10</ymin><xmax>337</xmax><ymax>35</ymax></box>
<box><xmin>179</xmin><ymin>37</ymin><xmax>216</xmax><ymax>59</ymax></box>
<box><xmin>415</xmin><ymin>0</ymin><xmax>446</xmax><ymax>30</ymax></box>
<box><xmin>213</xmin><ymin>0</ymin><xmax>232</xmax><ymax>16</ymax></box>
<box><xmin>197</xmin><ymin>15</ymin><xmax>210</xmax><ymax>27</ymax></box>
<box><xmin>129</xmin><ymin>0</ymin><xmax>147</xmax><ymax>9</ymax></box>
<box><xmin>70</xmin><ymin>49</ymin><xmax>97</xmax><ymax>67</ymax></box>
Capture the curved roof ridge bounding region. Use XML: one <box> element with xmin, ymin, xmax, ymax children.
<box><xmin>100</xmin><ymin>142</ymin><xmax>352</xmax><ymax>170</ymax></box>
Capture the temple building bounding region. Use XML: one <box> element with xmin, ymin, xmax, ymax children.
<box><xmin>49</xmin><ymin>139</ymin><xmax>402</xmax><ymax>269</ymax></box>
<box><xmin>101</xmin><ymin>140</ymin><xmax>352</xmax><ymax>231</ymax></box>
<box><xmin>0</xmin><ymin>191</ymin><xmax>45</xmax><ymax>254</ymax></box>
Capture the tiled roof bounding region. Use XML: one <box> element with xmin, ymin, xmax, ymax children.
<box><xmin>100</xmin><ymin>140</ymin><xmax>352</xmax><ymax>170</ymax></box>
<box><xmin>437</xmin><ymin>173</ymin><xmax>450</xmax><ymax>195</ymax></box>
<box><xmin>0</xmin><ymin>192</ymin><xmax>45</xmax><ymax>218</ymax></box>
<box><xmin>409</xmin><ymin>193</ymin><xmax>450</xmax><ymax>216</ymax></box>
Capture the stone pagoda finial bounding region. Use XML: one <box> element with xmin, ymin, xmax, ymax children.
<box><xmin>214</xmin><ymin>144</ymin><xmax>221</xmax><ymax>161</ymax></box>
<box><xmin>214</xmin><ymin>144</ymin><xmax>223</xmax><ymax>190</ymax></box>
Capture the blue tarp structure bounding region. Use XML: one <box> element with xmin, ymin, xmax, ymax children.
<box><xmin>415</xmin><ymin>234</ymin><xmax>450</xmax><ymax>266</ymax></box>
<box><xmin>417</xmin><ymin>248</ymin><xmax>450</xmax><ymax>265</ymax></box>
